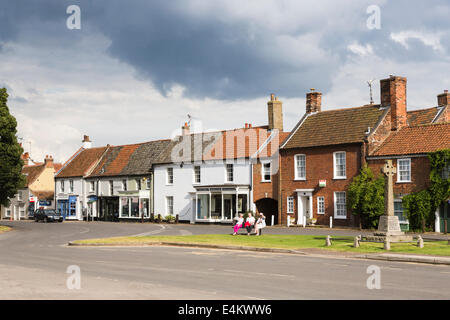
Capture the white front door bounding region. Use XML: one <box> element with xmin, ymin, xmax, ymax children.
<box><xmin>297</xmin><ymin>190</ymin><xmax>313</xmax><ymax>226</ymax></box>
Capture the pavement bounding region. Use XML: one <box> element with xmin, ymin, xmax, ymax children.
<box><xmin>0</xmin><ymin>220</ymin><xmax>449</xmax><ymax>299</ymax></box>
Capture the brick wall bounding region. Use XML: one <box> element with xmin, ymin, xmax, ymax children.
<box><xmin>252</xmin><ymin>160</ymin><xmax>279</xmax><ymax>202</ymax></box>
<box><xmin>279</xmin><ymin>143</ymin><xmax>363</xmax><ymax>226</ymax></box>
<box><xmin>367</xmin><ymin>156</ymin><xmax>431</xmax><ymax>196</ymax></box>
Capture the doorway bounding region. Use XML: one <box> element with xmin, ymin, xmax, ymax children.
<box><xmin>296</xmin><ymin>190</ymin><xmax>313</xmax><ymax>226</ymax></box>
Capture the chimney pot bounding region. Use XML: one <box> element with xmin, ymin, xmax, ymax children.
<box><xmin>181</xmin><ymin>122</ymin><xmax>190</xmax><ymax>135</ymax></box>
<box><xmin>44</xmin><ymin>154</ymin><xmax>54</xmax><ymax>168</ymax></box>
<box><xmin>82</xmin><ymin>135</ymin><xmax>92</xmax><ymax>148</ymax></box>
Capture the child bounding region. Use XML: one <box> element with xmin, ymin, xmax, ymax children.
<box><xmin>233</xmin><ymin>214</ymin><xmax>244</xmax><ymax>235</ymax></box>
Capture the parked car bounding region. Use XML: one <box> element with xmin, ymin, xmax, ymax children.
<box><xmin>34</xmin><ymin>209</ymin><xmax>63</xmax><ymax>223</ymax></box>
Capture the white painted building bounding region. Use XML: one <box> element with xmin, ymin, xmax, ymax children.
<box><xmin>152</xmin><ymin>126</ymin><xmax>273</xmax><ymax>223</ymax></box>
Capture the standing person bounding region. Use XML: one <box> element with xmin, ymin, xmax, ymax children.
<box><xmin>255</xmin><ymin>213</ymin><xmax>266</xmax><ymax>236</ymax></box>
<box><xmin>233</xmin><ymin>213</ymin><xmax>244</xmax><ymax>235</ymax></box>
<box><xmin>245</xmin><ymin>212</ymin><xmax>256</xmax><ymax>235</ymax></box>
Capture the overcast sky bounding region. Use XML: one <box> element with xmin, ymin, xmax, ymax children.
<box><xmin>1</xmin><ymin>0</ymin><xmax>449</xmax><ymax>163</ymax></box>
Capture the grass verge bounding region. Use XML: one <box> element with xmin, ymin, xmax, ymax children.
<box><xmin>72</xmin><ymin>234</ymin><xmax>450</xmax><ymax>256</ymax></box>
<box><xmin>0</xmin><ymin>225</ymin><xmax>12</xmax><ymax>233</ymax></box>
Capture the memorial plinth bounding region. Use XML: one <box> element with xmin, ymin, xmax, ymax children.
<box><xmin>366</xmin><ymin>160</ymin><xmax>413</xmax><ymax>243</ymax></box>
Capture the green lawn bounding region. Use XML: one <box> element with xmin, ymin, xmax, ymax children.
<box><xmin>72</xmin><ymin>234</ymin><xmax>450</xmax><ymax>256</ymax></box>
<box><xmin>0</xmin><ymin>225</ymin><xmax>11</xmax><ymax>233</ymax></box>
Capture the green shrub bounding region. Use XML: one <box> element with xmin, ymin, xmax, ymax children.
<box><xmin>348</xmin><ymin>165</ymin><xmax>385</xmax><ymax>229</ymax></box>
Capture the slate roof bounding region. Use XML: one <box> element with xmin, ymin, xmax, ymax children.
<box><xmin>88</xmin><ymin>139</ymin><xmax>172</xmax><ymax>177</ymax></box>
<box><xmin>56</xmin><ymin>146</ymin><xmax>108</xmax><ymax>178</ymax></box>
<box><xmin>372</xmin><ymin>123</ymin><xmax>450</xmax><ymax>156</ymax></box>
<box><xmin>282</xmin><ymin>105</ymin><xmax>385</xmax><ymax>149</ymax></box>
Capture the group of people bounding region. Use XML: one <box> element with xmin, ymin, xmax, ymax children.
<box><xmin>233</xmin><ymin>212</ymin><xmax>266</xmax><ymax>236</ymax></box>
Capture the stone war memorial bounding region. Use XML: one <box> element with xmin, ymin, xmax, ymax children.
<box><xmin>367</xmin><ymin>160</ymin><xmax>413</xmax><ymax>243</ymax></box>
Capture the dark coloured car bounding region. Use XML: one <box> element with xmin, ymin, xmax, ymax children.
<box><xmin>34</xmin><ymin>209</ymin><xmax>63</xmax><ymax>223</ymax></box>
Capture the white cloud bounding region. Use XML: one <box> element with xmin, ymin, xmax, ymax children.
<box><xmin>347</xmin><ymin>43</ymin><xmax>374</xmax><ymax>56</ymax></box>
<box><xmin>390</xmin><ymin>30</ymin><xmax>445</xmax><ymax>52</ymax></box>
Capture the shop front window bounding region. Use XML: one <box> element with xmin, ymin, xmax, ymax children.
<box><xmin>130</xmin><ymin>197</ymin><xmax>139</xmax><ymax>217</ymax></box>
<box><xmin>121</xmin><ymin>197</ymin><xmax>129</xmax><ymax>217</ymax></box>
<box><xmin>197</xmin><ymin>194</ymin><xmax>210</xmax><ymax>219</ymax></box>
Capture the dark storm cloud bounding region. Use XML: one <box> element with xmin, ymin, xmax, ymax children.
<box><xmin>0</xmin><ymin>0</ymin><xmax>449</xmax><ymax>100</ymax></box>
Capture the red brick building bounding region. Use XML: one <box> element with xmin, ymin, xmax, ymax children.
<box><xmin>276</xmin><ymin>75</ymin><xmax>449</xmax><ymax>227</ymax></box>
<box><xmin>367</xmin><ymin>122</ymin><xmax>450</xmax><ymax>231</ymax></box>
<box><xmin>251</xmin><ymin>94</ymin><xmax>290</xmax><ymax>225</ymax></box>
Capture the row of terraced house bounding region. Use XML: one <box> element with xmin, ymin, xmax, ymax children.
<box><xmin>3</xmin><ymin>75</ymin><xmax>449</xmax><ymax>231</ymax></box>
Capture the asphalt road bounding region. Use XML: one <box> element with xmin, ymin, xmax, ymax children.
<box><xmin>0</xmin><ymin>221</ymin><xmax>448</xmax><ymax>300</ymax></box>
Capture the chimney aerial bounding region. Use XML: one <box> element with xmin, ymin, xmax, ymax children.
<box><xmin>306</xmin><ymin>88</ymin><xmax>322</xmax><ymax>114</ymax></box>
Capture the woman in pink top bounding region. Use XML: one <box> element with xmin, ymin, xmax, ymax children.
<box><xmin>233</xmin><ymin>214</ymin><xmax>244</xmax><ymax>235</ymax></box>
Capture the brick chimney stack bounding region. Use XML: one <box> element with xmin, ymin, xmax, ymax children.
<box><xmin>380</xmin><ymin>75</ymin><xmax>407</xmax><ymax>131</ymax></box>
<box><xmin>44</xmin><ymin>155</ymin><xmax>54</xmax><ymax>168</ymax></box>
<box><xmin>182</xmin><ymin>122</ymin><xmax>190</xmax><ymax>136</ymax></box>
<box><xmin>437</xmin><ymin>90</ymin><xmax>449</xmax><ymax>107</ymax></box>
<box><xmin>306</xmin><ymin>89</ymin><xmax>322</xmax><ymax>114</ymax></box>
<box><xmin>436</xmin><ymin>90</ymin><xmax>450</xmax><ymax>123</ymax></box>
<box><xmin>82</xmin><ymin>135</ymin><xmax>92</xmax><ymax>149</ymax></box>
<box><xmin>268</xmin><ymin>93</ymin><xmax>283</xmax><ymax>132</ymax></box>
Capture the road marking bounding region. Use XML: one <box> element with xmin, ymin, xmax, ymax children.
<box><xmin>131</xmin><ymin>225</ymin><xmax>166</xmax><ymax>237</ymax></box>
<box><xmin>324</xmin><ymin>263</ymin><xmax>349</xmax><ymax>267</ymax></box>
<box><xmin>223</xmin><ymin>269</ymin><xmax>293</xmax><ymax>278</ymax></box>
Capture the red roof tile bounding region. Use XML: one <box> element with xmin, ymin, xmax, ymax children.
<box><xmin>372</xmin><ymin>123</ymin><xmax>450</xmax><ymax>156</ymax></box>
<box><xmin>56</xmin><ymin>147</ymin><xmax>108</xmax><ymax>178</ymax></box>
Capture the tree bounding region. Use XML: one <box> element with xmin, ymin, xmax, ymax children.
<box><xmin>348</xmin><ymin>165</ymin><xmax>385</xmax><ymax>229</ymax></box>
<box><xmin>0</xmin><ymin>88</ymin><xmax>25</xmax><ymax>207</ymax></box>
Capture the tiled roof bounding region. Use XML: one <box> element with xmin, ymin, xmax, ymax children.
<box><xmin>154</xmin><ymin>127</ymin><xmax>273</xmax><ymax>164</ymax></box>
<box><xmin>282</xmin><ymin>105</ymin><xmax>385</xmax><ymax>149</ymax></box>
<box><xmin>56</xmin><ymin>146</ymin><xmax>108</xmax><ymax>178</ymax></box>
<box><xmin>88</xmin><ymin>139</ymin><xmax>172</xmax><ymax>177</ymax></box>
<box><xmin>22</xmin><ymin>164</ymin><xmax>45</xmax><ymax>187</ymax></box>
<box><xmin>407</xmin><ymin>107</ymin><xmax>439</xmax><ymax>126</ymax></box>
<box><xmin>32</xmin><ymin>190</ymin><xmax>54</xmax><ymax>200</ymax></box>
<box><xmin>372</xmin><ymin>123</ymin><xmax>450</xmax><ymax>156</ymax></box>
<box><xmin>53</xmin><ymin>163</ymin><xmax>63</xmax><ymax>172</ymax></box>
<box><xmin>252</xmin><ymin>131</ymin><xmax>290</xmax><ymax>159</ymax></box>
